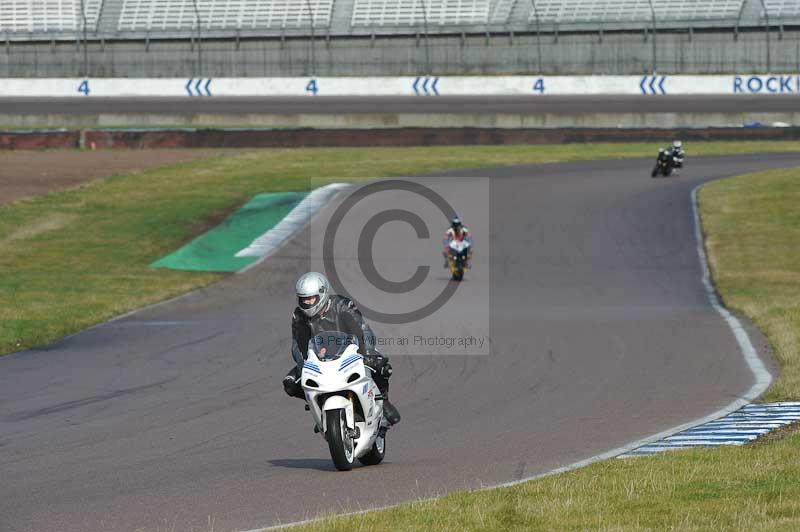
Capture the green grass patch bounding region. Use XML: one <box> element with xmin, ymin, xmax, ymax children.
<box><xmin>1</xmin><ymin>141</ymin><xmax>799</xmax><ymax>357</ymax></box>
<box><xmin>699</xmin><ymin>166</ymin><xmax>800</xmax><ymax>402</ymax></box>
<box><xmin>298</xmin><ymin>431</ymin><xmax>800</xmax><ymax>531</ymax></box>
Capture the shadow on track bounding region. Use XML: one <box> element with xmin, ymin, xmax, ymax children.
<box><xmin>269</xmin><ymin>458</ymin><xmax>340</xmax><ymax>472</ymax></box>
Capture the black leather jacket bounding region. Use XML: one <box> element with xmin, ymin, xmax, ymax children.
<box><xmin>291</xmin><ymin>294</ymin><xmax>378</xmax><ymax>368</ymax></box>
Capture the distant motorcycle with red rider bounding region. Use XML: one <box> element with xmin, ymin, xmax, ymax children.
<box><xmin>442</xmin><ymin>217</ymin><xmax>473</xmax><ymax>282</ymax></box>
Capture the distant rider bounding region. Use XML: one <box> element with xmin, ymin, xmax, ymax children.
<box><xmin>282</xmin><ymin>272</ymin><xmax>401</xmax><ymax>425</ymax></box>
<box><xmin>442</xmin><ymin>217</ymin><xmax>473</xmax><ymax>269</ymax></box>
<box><xmin>667</xmin><ymin>140</ymin><xmax>684</xmax><ymax>168</ymax></box>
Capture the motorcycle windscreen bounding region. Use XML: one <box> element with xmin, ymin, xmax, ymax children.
<box><xmin>449</xmin><ymin>240</ymin><xmax>470</xmax><ymax>253</ymax></box>
<box><xmin>308</xmin><ymin>331</ymin><xmax>359</xmax><ymax>361</ymax></box>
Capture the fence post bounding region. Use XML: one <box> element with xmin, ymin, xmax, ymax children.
<box><xmin>305</xmin><ymin>0</ymin><xmax>317</xmax><ymax>76</ymax></box>
<box><xmin>647</xmin><ymin>0</ymin><xmax>657</xmax><ymax>73</ymax></box>
<box><xmin>530</xmin><ymin>0</ymin><xmax>543</xmax><ymax>73</ymax></box>
<box><xmin>79</xmin><ymin>0</ymin><xmax>88</xmax><ymax>76</ymax></box>
<box><xmin>758</xmin><ymin>0</ymin><xmax>771</xmax><ymax>72</ymax></box>
<box><xmin>192</xmin><ymin>0</ymin><xmax>203</xmax><ymax>76</ymax></box>
<box><xmin>419</xmin><ymin>0</ymin><xmax>432</xmax><ymax>74</ymax></box>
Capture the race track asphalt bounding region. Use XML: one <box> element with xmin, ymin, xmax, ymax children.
<box><xmin>2</xmin><ymin>153</ymin><xmax>800</xmax><ymax>532</ymax></box>
<box><xmin>1</xmin><ymin>95</ymin><xmax>798</xmax><ymax>116</ymax></box>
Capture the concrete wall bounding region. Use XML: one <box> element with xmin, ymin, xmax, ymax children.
<box><xmin>2</xmin><ymin>111</ymin><xmax>797</xmax><ymax>130</ymax></box>
<box><xmin>2</xmin><ymin>28</ymin><xmax>800</xmax><ymax>77</ymax></box>
<box><xmin>10</xmin><ymin>75</ymin><xmax>800</xmax><ymax>97</ymax></box>
<box><xmin>3</xmin><ymin>126</ymin><xmax>800</xmax><ymax>150</ymax></box>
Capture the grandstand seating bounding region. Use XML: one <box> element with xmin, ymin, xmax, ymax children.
<box><xmin>764</xmin><ymin>0</ymin><xmax>800</xmax><ymax>19</ymax></box>
<box><xmin>490</xmin><ymin>0</ymin><xmax>517</xmax><ymax>24</ymax></box>
<box><xmin>117</xmin><ymin>0</ymin><xmax>335</xmax><ymax>31</ymax></box>
<box><xmin>351</xmin><ymin>0</ymin><xmax>491</xmax><ymax>27</ymax></box>
<box><xmin>531</xmin><ymin>0</ymin><xmax>744</xmax><ymax>24</ymax></box>
<box><xmin>1</xmin><ymin>0</ymin><xmax>798</xmax><ymax>41</ymax></box>
<box><xmin>0</xmin><ymin>0</ymin><xmax>104</xmax><ymax>33</ymax></box>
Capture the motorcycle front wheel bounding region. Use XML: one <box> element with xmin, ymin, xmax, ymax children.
<box><xmin>326</xmin><ymin>408</ymin><xmax>356</xmax><ymax>471</ymax></box>
<box><xmin>358</xmin><ymin>430</ymin><xmax>386</xmax><ymax>466</ymax></box>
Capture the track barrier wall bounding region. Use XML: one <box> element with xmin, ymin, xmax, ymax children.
<box><xmin>3</xmin><ymin>126</ymin><xmax>800</xmax><ymax>150</ymax></box>
<box><xmin>2</xmin><ymin>75</ymin><xmax>800</xmax><ymax>97</ymax></box>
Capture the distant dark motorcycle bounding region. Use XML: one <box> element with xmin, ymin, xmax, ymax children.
<box><xmin>651</xmin><ymin>150</ymin><xmax>682</xmax><ymax>178</ymax></box>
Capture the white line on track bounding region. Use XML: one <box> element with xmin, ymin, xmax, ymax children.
<box><xmin>689</xmin><ymin>184</ymin><xmax>774</xmax><ymax>401</ymax></box>
<box><xmin>236</xmin><ymin>183</ymin><xmax>350</xmax><ymax>271</ymax></box>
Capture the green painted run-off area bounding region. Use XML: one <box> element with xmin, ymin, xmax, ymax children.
<box><xmin>151</xmin><ymin>191</ymin><xmax>308</xmax><ymax>272</ymax></box>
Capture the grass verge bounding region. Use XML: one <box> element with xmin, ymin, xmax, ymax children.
<box><xmin>699</xmin><ymin>167</ymin><xmax>800</xmax><ymax>402</ymax></box>
<box><xmin>297</xmin><ymin>431</ymin><xmax>800</xmax><ymax>531</ymax></box>
<box><xmin>287</xmin><ymin>164</ymin><xmax>800</xmax><ymax>531</ymax></box>
<box><xmin>4</xmin><ymin>141</ymin><xmax>797</xmax><ymax>356</ymax></box>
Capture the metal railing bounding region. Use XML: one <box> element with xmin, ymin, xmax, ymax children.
<box><xmin>3</xmin><ymin>0</ymin><xmax>799</xmax><ymax>77</ymax></box>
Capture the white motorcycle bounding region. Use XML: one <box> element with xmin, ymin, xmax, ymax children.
<box><xmin>446</xmin><ymin>238</ymin><xmax>471</xmax><ymax>281</ymax></box>
<box><xmin>301</xmin><ymin>331</ymin><xmax>389</xmax><ymax>471</ymax></box>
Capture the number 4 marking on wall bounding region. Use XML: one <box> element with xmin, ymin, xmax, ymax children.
<box><xmin>306</xmin><ymin>79</ymin><xmax>319</xmax><ymax>95</ymax></box>
<box><xmin>78</xmin><ymin>80</ymin><xmax>90</xmax><ymax>96</ymax></box>
<box><xmin>533</xmin><ymin>78</ymin><xmax>545</xmax><ymax>94</ymax></box>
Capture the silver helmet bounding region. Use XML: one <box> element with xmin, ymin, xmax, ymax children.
<box><xmin>295</xmin><ymin>272</ymin><xmax>331</xmax><ymax>317</ymax></box>
<box><xmin>673</xmin><ymin>140</ymin><xmax>683</xmax><ymax>149</ymax></box>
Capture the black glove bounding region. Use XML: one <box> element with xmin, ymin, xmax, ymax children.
<box><xmin>283</xmin><ymin>374</ymin><xmax>304</xmax><ymax>398</ymax></box>
<box><xmin>364</xmin><ymin>354</ymin><xmax>393</xmax><ymax>378</ymax></box>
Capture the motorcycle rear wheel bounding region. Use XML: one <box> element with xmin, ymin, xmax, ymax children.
<box><xmin>326</xmin><ymin>409</ymin><xmax>355</xmax><ymax>471</ymax></box>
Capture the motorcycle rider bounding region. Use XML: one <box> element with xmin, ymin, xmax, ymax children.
<box><xmin>653</xmin><ymin>140</ymin><xmax>684</xmax><ymax>176</ymax></box>
<box><xmin>282</xmin><ymin>272</ymin><xmax>401</xmax><ymax>425</ymax></box>
<box><xmin>442</xmin><ymin>217</ymin><xmax>473</xmax><ymax>269</ymax></box>
<box><xmin>669</xmin><ymin>140</ymin><xmax>684</xmax><ymax>168</ymax></box>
